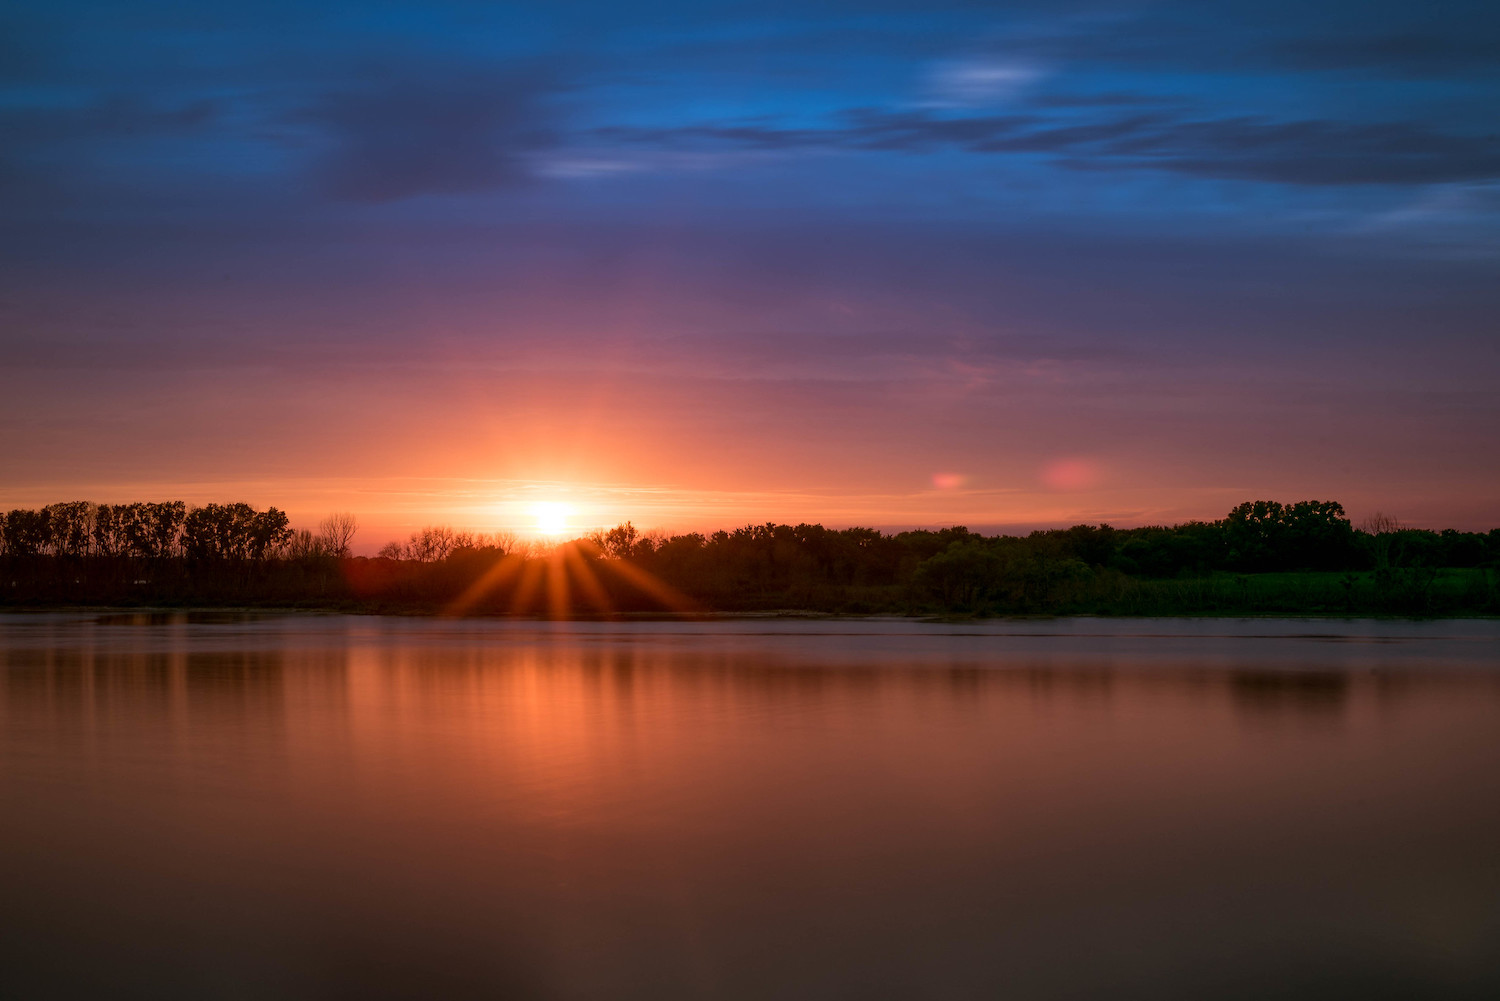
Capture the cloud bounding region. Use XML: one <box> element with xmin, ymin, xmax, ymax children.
<box><xmin>297</xmin><ymin>66</ymin><xmax>560</xmax><ymax>202</ymax></box>
<box><xmin>1356</xmin><ymin>182</ymin><xmax>1500</xmax><ymax>258</ymax></box>
<box><xmin>1055</xmin><ymin>117</ymin><xmax>1500</xmax><ymax>186</ymax></box>
<box><xmin>1026</xmin><ymin>92</ymin><xmax>1184</xmax><ymax>109</ymax></box>
<box><xmin>926</xmin><ymin>57</ymin><xmax>1045</xmax><ymax>106</ymax></box>
<box><xmin>592</xmin><ymin>107</ymin><xmax>1500</xmax><ymax>187</ymax></box>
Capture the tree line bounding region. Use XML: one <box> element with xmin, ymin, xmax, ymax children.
<box><xmin>1</xmin><ymin>502</ymin><xmax>357</xmax><ymax>561</ymax></box>
<box><xmin>3</xmin><ymin>498</ymin><xmax>1497</xmax><ymax>616</ymax></box>
<box><xmin>581</xmin><ymin>502</ymin><xmax>1498</xmax><ymax>614</ymax></box>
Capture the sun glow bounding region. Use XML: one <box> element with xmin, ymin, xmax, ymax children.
<box><xmin>531</xmin><ymin>501</ymin><xmax>573</xmax><ymax>536</ymax></box>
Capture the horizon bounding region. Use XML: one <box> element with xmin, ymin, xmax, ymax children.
<box><xmin>1</xmin><ymin>491</ymin><xmax>1486</xmax><ymax>559</ymax></box>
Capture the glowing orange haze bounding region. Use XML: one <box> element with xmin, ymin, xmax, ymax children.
<box><xmin>2</xmin><ymin>337</ymin><xmax>1496</xmax><ymax>549</ymax></box>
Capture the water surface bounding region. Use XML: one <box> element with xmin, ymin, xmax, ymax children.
<box><xmin>3</xmin><ymin>614</ymin><xmax>1499</xmax><ymax>999</ymax></box>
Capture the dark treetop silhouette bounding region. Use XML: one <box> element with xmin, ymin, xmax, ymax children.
<box><xmin>3</xmin><ymin>499</ymin><xmax>1497</xmax><ymax>617</ymax></box>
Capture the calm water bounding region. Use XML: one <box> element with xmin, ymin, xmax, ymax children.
<box><xmin>3</xmin><ymin>614</ymin><xmax>1499</xmax><ymax>999</ymax></box>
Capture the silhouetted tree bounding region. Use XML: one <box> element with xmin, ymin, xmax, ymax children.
<box><xmin>44</xmin><ymin>502</ymin><xmax>94</xmax><ymax>557</ymax></box>
<box><xmin>90</xmin><ymin>501</ymin><xmax>185</xmax><ymax>559</ymax></box>
<box><xmin>182</xmin><ymin>503</ymin><xmax>291</xmax><ymax>560</ymax></box>
<box><xmin>1361</xmin><ymin>512</ymin><xmax>1403</xmax><ymax>569</ymax></box>
<box><xmin>319</xmin><ymin>512</ymin><xmax>358</xmax><ymax>558</ymax></box>
<box><xmin>1223</xmin><ymin>500</ymin><xmax>1287</xmax><ymax>571</ymax></box>
<box><xmin>287</xmin><ymin>529</ymin><xmax>330</xmax><ymax>560</ymax></box>
<box><xmin>1281</xmin><ymin>501</ymin><xmax>1357</xmax><ymax>570</ymax></box>
<box><xmin>914</xmin><ymin>540</ymin><xmax>1001</xmax><ymax>608</ymax></box>
<box><xmin>3</xmin><ymin>508</ymin><xmax>50</xmax><ymax>557</ymax></box>
<box><xmin>92</xmin><ymin>504</ymin><xmax>127</xmax><ymax>557</ymax></box>
<box><xmin>4</xmin><ymin>495</ymin><xmax>1497</xmax><ymax>616</ymax></box>
<box><xmin>380</xmin><ymin>526</ymin><xmax>460</xmax><ymax>562</ymax></box>
<box><xmin>599</xmin><ymin>522</ymin><xmax>639</xmax><ymax>559</ymax></box>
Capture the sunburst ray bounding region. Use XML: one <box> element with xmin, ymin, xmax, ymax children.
<box><xmin>597</xmin><ymin>556</ymin><xmax>698</xmax><ymax>613</ymax></box>
<box><xmin>443</xmin><ymin>553</ymin><xmax>525</xmax><ymax>618</ymax></box>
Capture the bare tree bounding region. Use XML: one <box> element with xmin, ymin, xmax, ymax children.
<box><xmin>1361</xmin><ymin>511</ymin><xmax>1404</xmax><ymax>569</ymax></box>
<box><xmin>389</xmin><ymin>525</ymin><xmax>458</xmax><ymax>562</ymax></box>
<box><xmin>319</xmin><ymin>512</ymin><xmax>358</xmax><ymax>558</ymax></box>
<box><xmin>374</xmin><ymin>525</ymin><xmax>526</xmax><ymax>562</ymax></box>
<box><xmin>286</xmin><ymin>528</ymin><xmax>327</xmax><ymax>559</ymax></box>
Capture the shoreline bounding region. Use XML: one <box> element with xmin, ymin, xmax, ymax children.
<box><xmin>3</xmin><ymin>604</ymin><xmax>1497</xmax><ymax>623</ymax></box>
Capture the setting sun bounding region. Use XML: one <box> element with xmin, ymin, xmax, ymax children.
<box><xmin>531</xmin><ymin>501</ymin><xmax>572</xmax><ymax>536</ymax></box>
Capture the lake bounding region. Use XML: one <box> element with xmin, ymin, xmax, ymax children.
<box><xmin>2</xmin><ymin>613</ymin><xmax>1499</xmax><ymax>999</ymax></box>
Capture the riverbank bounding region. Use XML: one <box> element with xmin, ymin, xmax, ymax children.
<box><xmin>4</xmin><ymin>550</ymin><xmax>1497</xmax><ymax>619</ymax></box>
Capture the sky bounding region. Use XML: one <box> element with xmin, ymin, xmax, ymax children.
<box><xmin>2</xmin><ymin>0</ymin><xmax>1498</xmax><ymax>545</ymax></box>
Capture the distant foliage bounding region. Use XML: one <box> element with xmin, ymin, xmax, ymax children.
<box><xmin>1222</xmin><ymin>499</ymin><xmax>1357</xmax><ymax>572</ymax></box>
<box><xmin>3</xmin><ymin>498</ymin><xmax>1498</xmax><ymax>616</ymax></box>
<box><xmin>1</xmin><ymin>500</ymin><xmax>292</xmax><ymax>561</ymax></box>
<box><xmin>182</xmin><ymin>503</ymin><xmax>293</xmax><ymax>560</ymax></box>
<box><xmin>379</xmin><ymin>526</ymin><xmax>522</xmax><ymax>562</ymax></box>
<box><xmin>102</xmin><ymin>502</ymin><xmax>187</xmax><ymax>558</ymax></box>
<box><xmin>3</xmin><ymin>501</ymin><xmax>188</xmax><ymax>559</ymax></box>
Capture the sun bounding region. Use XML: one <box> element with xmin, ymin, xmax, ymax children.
<box><xmin>531</xmin><ymin>501</ymin><xmax>572</xmax><ymax>536</ymax></box>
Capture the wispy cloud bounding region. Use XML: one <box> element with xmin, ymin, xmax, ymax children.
<box><xmin>591</xmin><ymin>108</ymin><xmax>1500</xmax><ymax>187</ymax></box>
<box><xmin>924</xmin><ymin>57</ymin><xmax>1045</xmax><ymax>106</ymax></box>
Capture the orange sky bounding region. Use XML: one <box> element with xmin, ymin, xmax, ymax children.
<box><xmin>3</xmin><ymin>343</ymin><xmax>1492</xmax><ymax>551</ymax></box>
